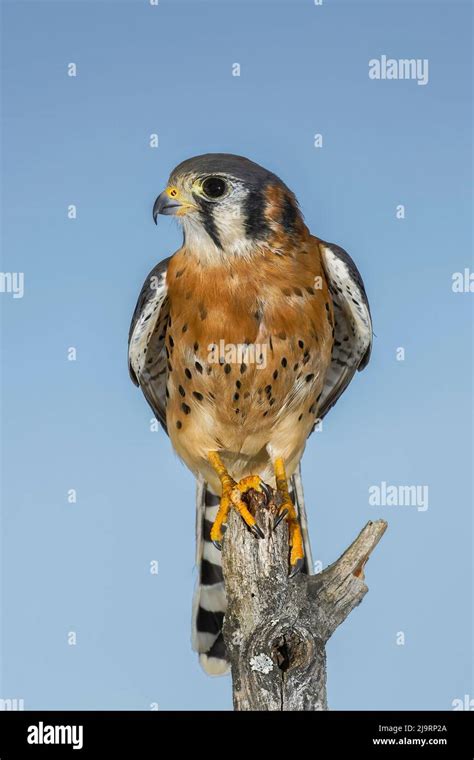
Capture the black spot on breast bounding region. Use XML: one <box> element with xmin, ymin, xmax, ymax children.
<box><xmin>306</xmin><ymin>286</ymin><xmax>315</xmax><ymax>295</ymax></box>
<box><xmin>281</xmin><ymin>357</ymin><xmax>287</xmax><ymax>367</ymax></box>
<box><xmin>298</xmin><ymin>413</ymin><xmax>303</xmax><ymax>421</ymax></box>
<box><xmin>282</xmin><ymin>287</ymin><xmax>292</xmax><ymax>297</ymax></box>
<box><xmin>306</xmin><ymin>374</ymin><xmax>315</xmax><ymax>382</ymax></box>
<box><xmin>176</xmin><ymin>420</ymin><xmax>182</xmax><ymax>429</ymax></box>
<box><xmin>182</xmin><ymin>324</ymin><xmax>188</xmax><ymax>333</ymax></box>
<box><xmin>293</xmin><ymin>287</ymin><xmax>303</xmax><ymax>297</ymax></box>
<box><xmin>185</xmin><ymin>368</ymin><xmax>192</xmax><ymax>379</ymax></box>
<box><xmin>195</xmin><ymin>361</ymin><xmax>203</xmax><ymax>374</ymax></box>
<box><xmin>233</xmin><ymin>393</ymin><xmax>239</xmax><ymax>401</ymax></box>
<box><xmin>240</xmin><ymin>363</ymin><xmax>247</xmax><ymax>374</ymax></box>
<box><xmin>278</xmin><ymin>331</ymin><xmax>287</xmax><ymax>340</ymax></box>
<box><xmin>265</xmin><ymin>385</ymin><xmax>272</xmax><ymax>394</ymax></box>
<box><xmin>224</xmin><ymin>364</ymin><xmax>231</xmax><ymax>374</ymax></box>
<box><xmin>194</xmin><ymin>342</ymin><xmax>199</xmax><ymax>351</ymax></box>
<box><xmin>273</xmin><ymin>370</ymin><xmax>278</xmax><ymax>380</ymax></box>
<box><xmin>182</xmin><ymin>403</ymin><xmax>191</xmax><ymax>415</ymax></box>
<box><xmin>199</xmin><ymin>304</ymin><xmax>208</xmax><ymax>321</ymax></box>
<box><xmin>178</xmin><ymin>385</ymin><xmax>185</xmax><ymax>397</ymax></box>
<box><xmin>193</xmin><ymin>391</ymin><xmax>203</xmax><ymax>401</ymax></box>
<box><xmin>298</xmin><ymin>340</ymin><xmax>304</xmax><ymax>349</ymax></box>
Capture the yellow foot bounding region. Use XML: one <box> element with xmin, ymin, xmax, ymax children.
<box><xmin>207</xmin><ymin>453</ymin><xmax>267</xmax><ymax>549</ymax></box>
<box><xmin>273</xmin><ymin>457</ymin><xmax>305</xmax><ymax>577</ymax></box>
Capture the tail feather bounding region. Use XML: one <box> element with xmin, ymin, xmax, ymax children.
<box><xmin>192</xmin><ymin>480</ymin><xmax>230</xmax><ymax>676</ymax></box>
<box><xmin>192</xmin><ymin>464</ymin><xmax>313</xmax><ymax>676</ymax></box>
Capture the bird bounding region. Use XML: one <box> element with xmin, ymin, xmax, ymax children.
<box><xmin>128</xmin><ymin>154</ymin><xmax>372</xmax><ymax>676</ymax></box>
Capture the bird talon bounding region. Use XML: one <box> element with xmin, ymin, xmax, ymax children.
<box><xmin>260</xmin><ymin>481</ymin><xmax>273</xmax><ymax>503</ymax></box>
<box><xmin>208</xmin><ymin>455</ymin><xmax>270</xmax><ymax>546</ymax></box>
<box><xmin>250</xmin><ymin>523</ymin><xmax>265</xmax><ymax>540</ymax></box>
<box><xmin>273</xmin><ymin>508</ymin><xmax>288</xmax><ymax>530</ymax></box>
<box><xmin>289</xmin><ymin>557</ymin><xmax>304</xmax><ymax>578</ymax></box>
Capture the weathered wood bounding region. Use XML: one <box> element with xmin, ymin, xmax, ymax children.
<box><xmin>221</xmin><ymin>487</ymin><xmax>387</xmax><ymax>711</ymax></box>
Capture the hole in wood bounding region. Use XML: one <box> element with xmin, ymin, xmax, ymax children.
<box><xmin>272</xmin><ymin>632</ymin><xmax>306</xmax><ymax>672</ymax></box>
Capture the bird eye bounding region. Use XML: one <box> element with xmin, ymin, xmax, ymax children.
<box><xmin>201</xmin><ymin>176</ymin><xmax>227</xmax><ymax>200</ymax></box>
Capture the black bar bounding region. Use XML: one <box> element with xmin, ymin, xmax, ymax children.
<box><xmin>0</xmin><ymin>710</ymin><xmax>472</xmax><ymax>756</ymax></box>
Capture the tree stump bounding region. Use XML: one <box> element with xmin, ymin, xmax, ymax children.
<box><xmin>221</xmin><ymin>487</ymin><xmax>387</xmax><ymax>711</ymax></box>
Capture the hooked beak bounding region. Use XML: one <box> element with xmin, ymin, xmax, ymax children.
<box><xmin>152</xmin><ymin>188</ymin><xmax>183</xmax><ymax>224</ymax></box>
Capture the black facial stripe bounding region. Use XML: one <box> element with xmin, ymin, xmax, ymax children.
<box><xmin>201</xmin><ymin>209</ymin><xmax>223</xmax><ymax>249</ymax></box>
<box><xmin>194</xmin><ymin>195</ymin><xmax>223</xmax><ymax>249</ymax></box>
<box><xmin>243</xmin><ymin>185</ymin><xmax>270</xmax><ymax>240</ymax></box>
<box><xmin>281</xmin><ymin>194</ymin><xmax>298</xmax><ymax>233</ymax></box>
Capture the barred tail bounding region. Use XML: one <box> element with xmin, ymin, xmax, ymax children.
<box><xmin>192</xmin><ymin>480</ymin><xmax>230</xmax><ymax>676</ymax></box>
<box><xmin>192</xmin><ymin>464</ymin><xmax>313</xmax><ymax>676</ymax></box>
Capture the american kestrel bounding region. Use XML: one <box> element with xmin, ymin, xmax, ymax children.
<box><xmin>128</xmin><ymin>154</ymin><xmax>372</xmax><ymax>675</ymax></box>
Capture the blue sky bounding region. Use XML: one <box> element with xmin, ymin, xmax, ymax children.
<box><xmin>0</xmin><ymin>0</ymin><xmax>472</xmax><ymax>710</ymax></box>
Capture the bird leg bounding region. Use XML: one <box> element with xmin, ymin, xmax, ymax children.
<box><xmin>273</xmin><ymin>457</ymin><xmax>305</xmax><ymax>577</ymax></box>
<box><xmin>208</xmin><ymin>453</ymin><xmax>265</xmax><ymax>549</ymax></box>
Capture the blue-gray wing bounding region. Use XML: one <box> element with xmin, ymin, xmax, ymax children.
<box><xmin>128</xmin><ymin>257</ymin><xmax>171</xmax><ymax>434</ymax></box>
<box><xmin>317</xmin><ymin>241</ymin><xmax>373</xmax><ymax>421</ymax></box>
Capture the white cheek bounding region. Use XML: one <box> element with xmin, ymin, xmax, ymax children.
<box><xmin>181</xmin><ymin>187</ymin><xmax>258</xmax><ymax>260</ymax></box>
<box><xmin>181</xmin><ymin>217</ymin><xmax>222</xmax><ymax>260</ymax></box>
<box><xmin>213</xmin><ymin>189</ymin><xmax>257</xmax><ymax>255</ymax></box>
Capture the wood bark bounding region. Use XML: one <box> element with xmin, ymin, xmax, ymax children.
<box><xmin>221</xmin><ymin>487</ymin><xmax>387</xmax><ymax>711</ymax></box>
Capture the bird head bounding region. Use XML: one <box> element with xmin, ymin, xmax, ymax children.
<box><xmin>152</xmin><ymin>153</ymin><xmax>306</xmax><ymax>258</ymax></box>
